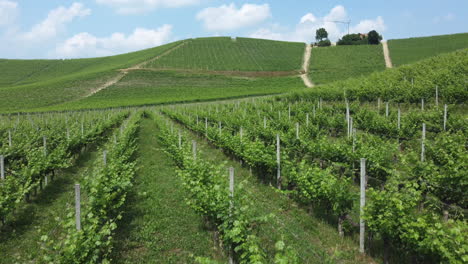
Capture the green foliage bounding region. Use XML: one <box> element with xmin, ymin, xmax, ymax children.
<box><xmin>388</xmin><ymin>33</ymin><xmax>468</xmax><ymax>66</ymax></box>
<box><xmin>309</xmin><ymin>44</ymin><xmax>385</xmax><ymax>84</ymax></box>
<box><xmin>162</xmin><ymin>94</ymin><xmax>467</xmax><ymax>262</ymax></box>
<box><xmin>147</xmin><ymin>37</ymin><xmax>305</xmax><ymax>72</ymax></box>
<box><xmin>367</xmin><ymin>30</ymin><xmax>382</xmax><ymax>45</ymax></box>
<box><xmin>41</xmin><ymin>112</ymin><xmax>142</xmax><ymax>263</ymax></box>
<box><xmin>316</xmin><ymin>28</ymin><xmax>328</xmax><ymax>42</ymax></box>
<box><xmin>317</xmin><ymin>40</ymin><xmax>331</xmax><ymax>47</ymax></box>
<box><xmin>337</xmin><ymin>34</ymin><xmax>368</xmax><ymax>45</ymax></box>
<box><xmin>154</xmin><ymin>113</ymin><xmax>298</xmax><ymax>263</ymax></box>
<box><xmin>0</xmin><ymin>110</ymin><xmax>128</xmax><ymax>224</ymax></box>
<box><xmin>297</xmin><ymin>48</ymin><xmax>468</xmax><ymax>103</ymax></box>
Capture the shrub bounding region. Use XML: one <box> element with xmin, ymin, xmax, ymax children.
<box><xmin>317</xmin><ymin>39</ymin><xmax>331</xmax><ymax>47</ymax></box>
<box><xmin>368</xmin><ymin>30</ymin><xmax>382</xmax><ymax>45</ymax></box>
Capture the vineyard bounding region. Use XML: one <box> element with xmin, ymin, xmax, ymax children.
<box><xmin>387</xmin><ymin>33</ymin><xmax>468</xmax><ymax>66</ymax></box>
<box><xmin>49</xmin><ymin>70</ymin><xmax>304</xmax><ymax>110</ymax></box>
<box><xmin>160</xmin><ymin>93</ymin><xmax>467</xmax><ymax>263</ymax></box>
<box><xmin>309</xmin><ymin>44</ymin><xmax>386</xmax><ymax>85</ymax></box>
<box><xmin>0</xmin><ymin>33</ymin><xmax>467</xmax><ymax>263</ymax></box>
<box><xmin>146</xmin><ymin>37</ymin><xmax>305</xmax><ymax>72</ymax></box>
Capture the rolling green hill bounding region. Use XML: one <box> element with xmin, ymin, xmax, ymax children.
<box><xmin>388</xmin><ymin>33</ymin><xmax>468</xmax><ymax>66</ymax></box>
<box><xmin>1</xmin><ymin>34</ymin><xmax>466</xmax><ymax>114</ymax></box>
<box><xmin>0</xmin><ymin>41</ymin><xmax>182</xmax><ymax>88</ymax></box>
<box><xmin>308</xmin><ymin>44</ymin><xmax>386</xmax><ymax>85</ymax></box>
<box><xmin>146</xmin><ymin>37</ymin><xmax>305</xmax><ymax>72</ymax></box>
<box><xmin>0</xmin><ymin>37</ymin><xmax>307</xmax><ymax>113</ymax></box>
<box><xmin>35</xmin><ymin>70</ymin><xmax>304</xmax><ymax>111</ymax></box>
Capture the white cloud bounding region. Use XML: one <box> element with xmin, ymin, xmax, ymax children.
<box><xmin>196</xmin><ymin>3</ymin><xmax>271</xmax><ymax>31</ymax></box>
<box><xmin>22</xmin><ymin>2</ymin><xmax>90</xmax><ymax>41</ymax></box>
<box><xmin>96</xmin><ymin>0</ymin><xmax>199</xmax><ymax>14</ymax></box>
<box><xmin>250</xmin><ymin>5</ymin><xmax>386</xmax><ymax>43</ymax></box>
<box><xmin>55</xmin><ymin>25</ymin><xmax>173</xmax><ymax>58</ymax></box>
<box><xmin>351</xmin><ymin>16</ymin><xmax>386</xmax><ymax>34</ymax></box>
<box><xmin>433</xmin><ymin>13</ymin><xmax>455</xmax><ymax>24</ymax></box>
<box><xmin>0</xmin><ymin>0</ymin><xmax>18</xmax><ymax>26</ymax></box>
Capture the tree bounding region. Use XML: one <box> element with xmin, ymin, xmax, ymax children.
<box><xmin>368</xmin><ymin>30</ymin><xmax>382</xmax><ymax>44</ymax></box>
<box><xmin>337</xmin><ymin>34</ymin><xmax>367</xmax><ymax>45</ymax></box>
<box><xmin>316</xmin><ymin>28</ymin><xmax>328</xmax><ymax>42</ymax></box>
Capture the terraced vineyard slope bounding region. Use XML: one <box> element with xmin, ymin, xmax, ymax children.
<box><xmin>388</xmin><ymin>33</ymin><xmax>468</xmax><ymax>66</ymax></box>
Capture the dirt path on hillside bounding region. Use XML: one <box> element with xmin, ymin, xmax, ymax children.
<box><xmin>382</xmin><ymin>41</ymin><xmax>393</xmax><ymax>68</ymax></box>
<box><xmin>85</xmin><ymin>41</ymin><xmax>189</xmax><ymax>97</ymax></box>
<box><xmin>300</xmin><ymin>44</ymin><xmax>314</xmax><ymax>88</ymax></box>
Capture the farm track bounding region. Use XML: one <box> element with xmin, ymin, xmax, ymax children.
<box><xmin>301</xmin><ymin>44</ymin><xmax>314</xmax><ymax>88</ymax></box>
<box><xmin>111</xmin><ymin>118</ymin><xmax>226</xmax><ymax>263</ymax></box>
<box><xmin>382</xmin><ymin>41</ymin><xmax>393</xmax><ymax>68</ymax></box>
<box><xmin>163</xmin><ymin>115</ymin><xmax>374</xmax><ymax>263</ymax></box>
<box><xmin>0</xmin><ymin>145</ymin><xmax>101</xmax><ymax>263</ymax></box>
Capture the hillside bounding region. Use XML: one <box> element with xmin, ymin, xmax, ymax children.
<box><xmin>0</xmin><ymin>37</ymin><xmax>307</xmax><ymax>113</ymax></box>
<box><xmin>292</xmin><ymin>48</ymin><xmax>468</xmax><ymax>103</ymax></box>
<box><xmin>146</xmin><ymin>37</ymin><xmax>305</xmax><ymax>72</ymax></box>
<box><xmin>37</xmin><ymin>70</ymin><xmax>304</xmax><ymax>111</ymax></box>
<box><xmin>308</xmin><ymin>44</ymin><xmax>386</xmax><ymax>85</ymax></box>
<box><xmin>1</xmin><ymin>34</ymin><xmax>467</xmax><ymax>113</ymax></box>
<box><xmin>388</xmin><ymin>33</ymin><xmax>468</xmax><ymax>66</ymax></box>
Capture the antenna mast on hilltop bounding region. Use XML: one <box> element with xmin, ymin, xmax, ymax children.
<box><xmin>326</xmin><ymin>20</ymin><xmax>351</xmax><ymax>35</ymax></box>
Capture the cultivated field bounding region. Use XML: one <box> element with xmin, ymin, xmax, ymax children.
<box><xmin>308</xmin><ymin>44</ymin><xmax>386</xmax><ymax>85</ymax></box>
<box><xmin>0</xmin><ymin>34</ymin><xmax>467</xmax><ymax>264</ymax></box>
<box><xmin>388</xmin><ymin>33</ymin><xmax>468</xmax><ymax>66</ymax></box>
<box><xmin>41</xmin><ymin>70</ymin><xmax>304</xmax><ymax>111</ymax></box>
<box><xmin>146</xmin><ymin>37</ymin><xmax>305</xmax><ymax>72</ymax></box>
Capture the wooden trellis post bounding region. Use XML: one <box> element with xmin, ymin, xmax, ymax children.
<box><xmin>0</xmin><ymin>155</ymin><xmax>4</xmax><ymax>180</ymax></box>
<box><xmin>421</xmin><ymin>123</ymin><xmax>426</xmax><ymax>162</ymax></box>
<box><xmin>443</xmin><ymin>104</ymin><xmax>448</xmax><ymax>131</ymax></box>
<box><xmin>276</xmin><ymin>134</ymin><xmax>281</xmax><ymax>189</ymax></box>
<box><xmin>75</xmin><ymin>184</ymin><xmax>81</xmax><ymax>231</ymax></box>
<box><xmin>359</xmin><ymin>158</ymin><xmax>367</xmax><ymax>254</ymax></box>
<box><xmin>192</xmin><ymin>140</ymin><xmax>197</xmax><ymax>160</ymax></box>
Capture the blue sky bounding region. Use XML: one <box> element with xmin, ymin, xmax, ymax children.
<box><xmin>0</xmin><ymin>0</ymin><xmax>466</xmax><ymax>59</ymax></box>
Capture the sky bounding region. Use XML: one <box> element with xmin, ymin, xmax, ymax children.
<box><xmin>0</xmin><ymin>0</ymin><xmax>466</xmax><ymax>59</ymax></box>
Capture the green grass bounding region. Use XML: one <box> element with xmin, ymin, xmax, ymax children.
<box><xmin>388</xmin><ymin>33</ymin><xmax>468</xmax><ymax>66</ymax></box>
<box><xmin>33</xmin><ymin>70</ymin><xmax>304</xmax><ymax>112</ymax></box>
<box><xmin>112</xmin><ymin>118</ymin><xmax>226</xmax><ymax>263</ymax></box>
<box><xmin>147</xmin><ymin>37</ymin><xmax>305</xmax><ymax>72</ymax></box>
<box><xmin>309</xmin><ymin>44</ymin><xmax>386</xmax><ymax>85</ymax></box>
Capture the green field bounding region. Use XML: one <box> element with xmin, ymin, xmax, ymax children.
<box><xmin>35</xmin><ymin>70</ymin><xmax>304</xmax><ymax>112</ymax></box>
<box><xmin>388</xmin><ymin>33</ymin><xmax>468</xmax><ymax>66</ymax></box>
<box><xmin>308</xmin><ymin>44</ymin><xmax>386</xmax><ymax>85</ymax></box>
<box><xmin>146</xmin><ymin>37</ymin><xmax>305</xmax><ymax>72</ymax></box>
